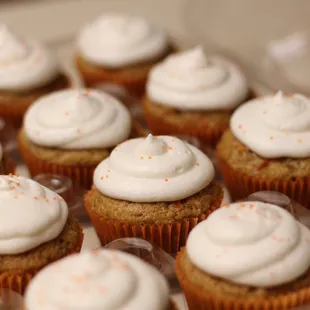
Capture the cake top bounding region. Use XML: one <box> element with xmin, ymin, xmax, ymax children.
<box><xmin>0</xmin><ymin>174</ymin><xmax>68</xmax><ymax>255</ymax></box>
<box><xmin>25</xmin><ymin>249</ymin><xmax>170</xmax><ymax>310</ymax></box>
<box><xmin>94</xmin><ymin>134</ymin><xmax>215</xmax><ymax>202</ymax></box>
<box><xmin>147</xmin><ymin>46</ymin><xmax>249</xmax><ymax>111</ymax></box>
<box><xmin>186</xmin><ymin>201</ymin><xmax>310</xmax><ymax>287</ymax></box>
<box><xmin>24</xmin><ymin>88</ymin><xmax>131</xmax><ymax>149</ymax></box>
<box><xmin>77</xmin><ymin>13</ymin><xmax>169</xmax><ymax>68</ymax></box>
<box><xmin>0</xmin><ymin>24</ymin><xmax>59</xmax><ymax>92</ymax></box>
<box><xmin>231</xmin><ymin>91</ymin><xmax>310</xmax><ymax>158</ymax></box>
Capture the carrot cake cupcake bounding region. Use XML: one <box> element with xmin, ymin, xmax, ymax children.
<box><xmin>0</xmin><ymin>24</ymin><xmax>70</xmax><ymax>128</ymax></box>
<box><xmin>75</xmin><ymin>13</ymin><xmax>172</xmax><ymax>96</ymax></box>
<box><xmin>143</xmin><ymin>46</ymin><xmax>251</xmax><ymax>146</ymax></box>
<box><xmin>25</xmin><ymin>249</ymin><xmax>177</xmax><ymax>310</ymax></box>
<box><xmin>85</xmin><ymin>134</ymin><xmax>223</xmax><ymax>254</ymax></box>
<box><xmin>18</xmin><ymin>88</ymin><xmax>131</xmax><ymax>188</ymax></box>
<box><xmin>0</xmin><ymin>174</ymin><xmax>83</xmax><ymax>294</ymax></box>
<box><xmin>176</xmin><ymin>201</ymin><xmax>310</xmax><ymax>309</ymax></box>
<box><xmin>217</xmin><ymin>91</ymin><xmax>310</xmax><ymax>208</ymax></box>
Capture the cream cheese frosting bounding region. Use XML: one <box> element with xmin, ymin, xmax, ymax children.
<box><xmin>25</xmin><ymin>249</ymin><xmax>170</xmax><ymax>310</ymax></box>
<box><xmin>187</xmin><ymin>201</ymin><xmax>310</xmax><ymax>288</ymax></box>
<box><xmin>231</xmin><ymin>91</ymin><xmax>310</xmax><ymax>158</ymax></box>
<box><xmin>77</xmin><ymin>13</ymin><xmax>169</xmax><ymax>68</ymax></box>
<box><xmin>94</xmin><ymin>134</ymin><xmax>215</xmax><ymax>202</ymax></box>
<box><xmin>0</xmin><ymin>175</ymin><xmax>68</xmax><ymax>255</ymax></box>
<box><xmin>24</xmin><ymin>89</ymin><xmax>131</xmax><ymax>149</ymax></box>
<box><xmin>147</xmin><ymin>46</ymin><xmax>249</xmax><ymax>111</ymax></box>
<box><xmin>0</xmin><ymin>24</ymin><xmax>59</xmax><ymax>92</ymax></box>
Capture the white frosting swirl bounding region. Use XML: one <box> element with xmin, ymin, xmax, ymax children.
<box><xmin>187</xmin><ymin>201</ymin><xmax>310</xmax><ymax>288</ymax></box>
<box><xmin>0</xmin><ymin>175</ymin><xmax>68</xmax><ymax>255</ymax></box>
<box><xmin>0</xmin><ymin>24</ymin><xmax>59</xmax><ymax>91</ymax></box>
<box><xmin>77</xmin><ymin>13</ymin><xmax>169</xmax><ymax>68</ymax></box>
<box><xmin>231</xmin><ymin>91</ymin><xmax>310</xmax><ymax>158</ymax></box>
<box><xmin>25</xmin><ymin>249</ymin><xmax>170</xmax><ymax>310</ymax></box>
<box><xmin>147</xmin><ymin>46</ymin><xmax>249</xmax><ymax>111</ymax></box>
<box><xmin>94</xmin><ymin>134</ymin><xmax>215</xmax><ymax>202</ymax></box>
<box><xmin>24</xmin><ymin>89</ymin><xmax>131</xmax><ymax>149</ymax></box>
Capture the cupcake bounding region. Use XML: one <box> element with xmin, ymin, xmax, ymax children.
<box><xmin>217</xmin><ymin>91</ymin><xmax>310</xmax><ymax>208</ymax></box>
<box><xmin>18</xmin><ymin>88</ymin><xmax>131</xmax><ymax>189</ymax></box>
<box><xmin>0</xmin><ymin>174</ymin><xmax>83</xmax><ymax>294</ymax></box>
<box><xmin>176</xmin><ymin>201</ymin><xmax>310</xmax><ymax>310</ymax></box>
<box><xmin>75</xmin><ymin>13</ymin><xmax>173</xmax><ymax>96</ymax></box>
<box><xmin>143</xmin><ymin>46</ymin><xmax>252</xmax><ymax>146</ymax></box>
<box><xmin>0</xmin><ymin>24</ymin><xmax>70</xmax><ymax>128</ymax></box>
<box><xmin>85</xmin><ymin>134</ymin><xmax>223</xmax><ymax>254</ymax></box>
<box><xmin>25</xmin><ymin>249</ymin><xmax>177</xmax><ymax>310</ymax></box>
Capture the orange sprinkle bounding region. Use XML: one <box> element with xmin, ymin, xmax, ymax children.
<box><xmin>148</xmin><ymin>156</ymin><xmax>152</xmax><ymax>159</ymax></box>
<box><xmin>53</xmin><ymin>197</ymin><xmax>57</xmax><ymax>200</ymax></box>
<box><xmin>100</xmin><ymin>176</ymin><xmax>104</xmax><ymax>180</ymax></box>
<box><xmin>45</xmin><ymin>199</ymin><xmax>49</xmax><ymax>203</ymax></box>
<box><xmin>196</xmin><ymin>162</ymin><xmax>200</xmax><ymax>166</ymax></box>
<box><xmin>33</xmin><ymin>196</ymin><xmax>39</xmax><ymax>200</ymax></box>
<box><xmin>164</xmin><ymin>178</ymin><xmax>169</xmax><ymax>182</ymax></box>
<box><xmin>140</xmin><ymin>156</ymin><xmax>144</xmax><ymax>159</ymax></box>
<box><xmin>176</xmin><ymin>201</ymin><xmax>183</xmax><ymax>209</ymax></box>
<box><xmin>168</xmin><ymin>146</ymin><xmax>173</xmax><ymax>150</ymax></box>
<box><xmin>249</xmin><ymin>204</ymin><xmax>255</xmax><ymax>209</ymax></box>
<box><xmin>297</xmin><ymin>138</ymin><xmax>303</xmax><ymax>143</ymax></box>
<box><xmin>222</xmin><ymin>204</ymin><xmax>229</xmax><ymax>208</ymax></box>
<box><xmin>83</xmin><ymin>89</ymin><xmax>90</xmax><ymax>96</ymax></box>
<box><xmin>77</xmin><ymin>129</ymin><xmax>82</xmax><ymax>134</ymax></box>
<box><xmin>71</xmin><ymin>275</ymin><xmax>86</xmax><ymax>283</ymax></box>
<box><xmin>238</xmin><ymin>124</ymin><xmax>243</xmax><ymax>129</ymax></box>
<box><xmin>269</xmin><ymin>136</ymin><xmax>274</xmax><ymax>140</ymax></box>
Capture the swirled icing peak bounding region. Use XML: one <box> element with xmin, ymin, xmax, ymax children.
<box><xmin>77</xmin><ymin>13</ymin><xmax>169</xmax><ymax>68</ymax></box>
<box><xmin>231</xmin><ymin>91</ymin><xmax>310</xmax><ymax>158</ymax></box>
<box><xmin>24</xmin><ymin>89</ymin><xmax>131</xmax><ymax>149</ymax></box>
<box><xmin>94</xmin><ymin>134</ymin><xmax>215</xmax><ymax>202</ymax></box>
<box><xmin>187</xmin><ymin>201</ymin><xmax>310</xmax><ymax>287</ymax></box>
<box><xmin>0</xmin><ymin>175</ymin><xmax>68</xmax><ymax>255</ymax></box>
<box><xmin>25</xmin><ymin>249</ymin><xmax>170</xmax><ymax>310</ymax></box>
<box><xmin>147</xmin><ymin>46</ymin><xmax>249</xmax><ymax>111</ymax></box>
<box><xmin>0</xmin><ymin>24</ymin><xmax>59</xmax><ymax>91</ymax></box>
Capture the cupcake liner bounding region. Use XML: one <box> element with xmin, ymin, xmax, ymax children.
<box><xmin>176</xmin><ymin>248</ymin><xmax>310</xmax><ymax>310</ymax></box>
<box><xmin>3</xmin><ymin>156</ymin><xmax>16</xmax><ymax>174</ymax></box>
<box><xmin>84</xmin><ymin>191</ymin><xmax>221</xmax><ymax>255</ymax></box>
<box><xmin>0</xmin><ymin>223</ymin><xmax>83</xmax><ymax>296</ymax></box>
<box><xmin>217</xmin><ymin>157</ymin><xmax>310</xmax><ymax>209</ymax></box>
<box><xmin>18</xmin><ymin>136</ymin><xmax>97</xmax><ymax>189</ymax></box>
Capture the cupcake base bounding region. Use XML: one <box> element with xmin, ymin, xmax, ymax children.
<box><xmin>75</xmin><ymin>46</ymin><xmax>174</xmax><ymax>98</ymax></box>
<box><xmin>18</xmin><ymin>131</ymin><xmax>110</xmax><ymax>189</ymax></box>
<box><xmin>0</xmin><ymin>217</ymin><xmax>83</xmax><ymax>295</ymax></box>
<box><xmin>217</xmin><ymin>156</ymin><xmax>310</xmax><ymax>209</ymax></box>
<box><xmin>84</xmin><ymin>182</ymin><xmax>223</xmax><ymax>255</ymax></box>
<box><xmin>0</xmin><ymin>73</ymin><xmax>70</xmax><ymax>128</ymax></box>
<box><xmin>142</xmin><ymin>90</ymin><xmax>255</xmax><ymax>147</ymax></box>
<box><xmin>176</xmin><ymin>248</ymin><xmax>310</xmax><ymax>310</ymax></box>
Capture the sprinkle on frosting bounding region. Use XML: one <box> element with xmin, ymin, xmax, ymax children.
<box><xmin>0</xmin><ymin>175</ymin><xmax>68</xmax><ymax>255</ymax></box>
<box><xmin>231</xmin><ymin>91</ymin><xmax>310</xmax><ymax>158</ymax></box>
<box><xmin>77</xmin><ymin>13</ymin><xmax>169</xmax><ymax>68</ymax></box>
<box><xmin>24</xmin><ymin>89</ymin><xmax>131</xmax><ymax>149</ymax></box>
<box><xmin>93</xmin><ymin>134</ymin><xmax>215</xmax><ymax>202</ymax></box>
<box><xmin>0</xmin><ymin>24</ymin><xmax>59</xmax><ymax>91</ymax></box>
<box><xmin>25</xmin><ymin>249</ymin><xmax>170</xmax><ymax>310</ymax></box>
<box><xmin>186</xmin><ymin>201</ymin><xmax>310</xmax><ymax>287</ymax></box>
<box><xmin>147</xmin><ymin>46</ymin><xmax>249</xmax><ymax>111</ymax></box>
